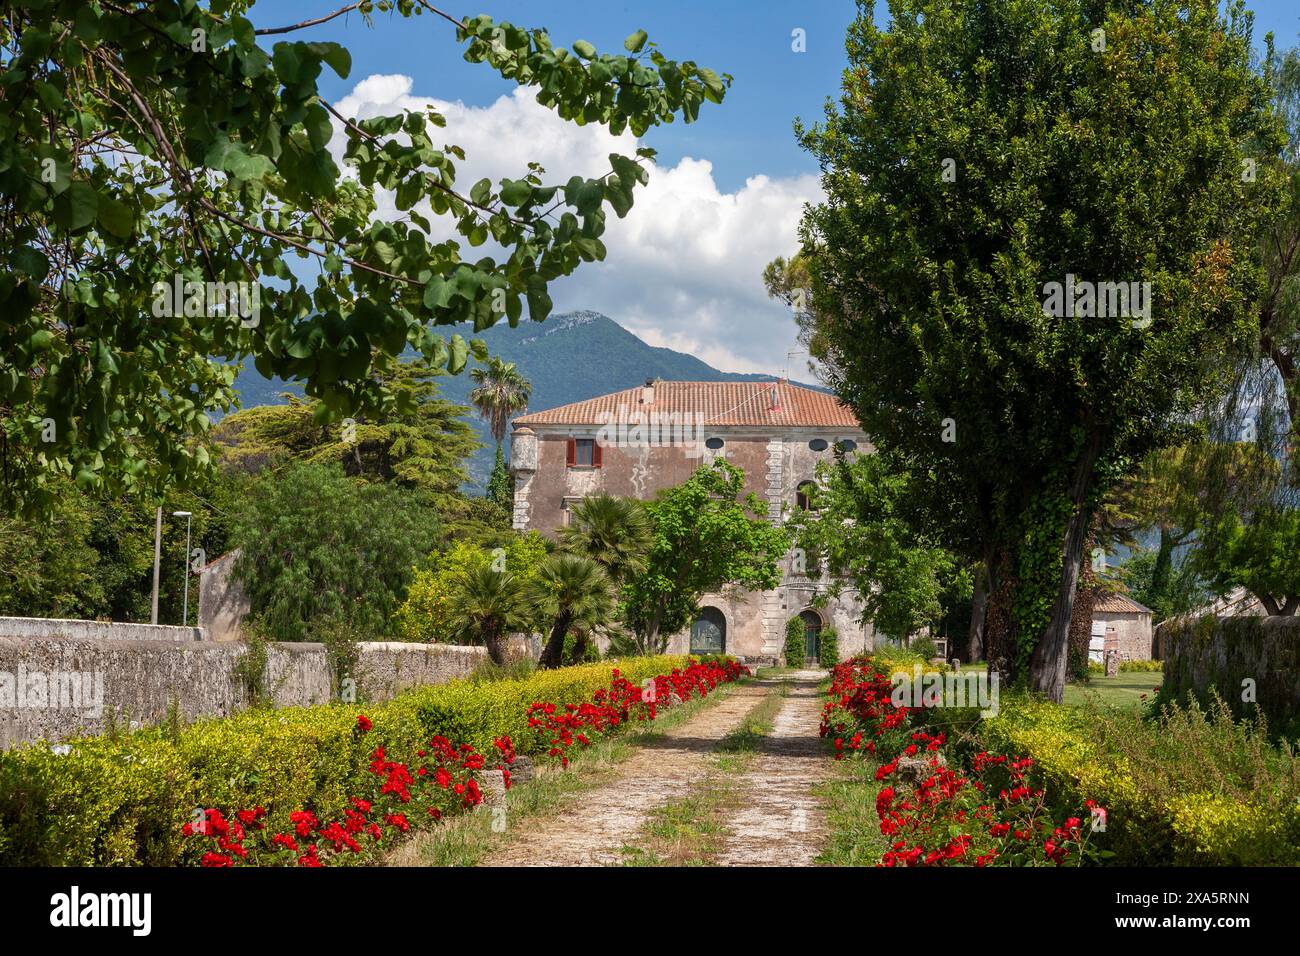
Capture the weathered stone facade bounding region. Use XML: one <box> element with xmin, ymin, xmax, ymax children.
<box><xmin>511</xmin><ymin>381</ymin><xmax>875</xmax><ymax>663</ymax></box>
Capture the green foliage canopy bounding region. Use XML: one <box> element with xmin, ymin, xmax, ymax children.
<box><xmin>0</xmin><ymin>0</ymin><xmax>730</xmax><ymax>514</ymax></box>
<box><xmin>231</xmin><ymin>461</ymin><xmax>440</xmax><ymax>641</ymax></box>
<box><xmin>798</xmin><ymin>0</ymin><xmax>1284</xmax><ymax>695</ymax></box>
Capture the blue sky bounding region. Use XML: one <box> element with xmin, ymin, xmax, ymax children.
<box><xmin>261</xmin><ymin>0</ymin><xmax>861</xmax><ymax>193</ymax></box>
<box><xmin>252</xmin><ymin>1</ymin><xmax>1300</xmax><ymax>375</ymax></box>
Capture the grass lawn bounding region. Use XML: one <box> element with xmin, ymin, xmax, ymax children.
<box><xmin>1063</xmin><ymin>671</ymin><xmax>1164</xmax><ymax>711</ymax></box>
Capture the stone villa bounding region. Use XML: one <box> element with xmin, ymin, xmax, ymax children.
<box><xmin>509</xmin><ymin>379</ymin><xmax>874</xmax><ymax>664</ymax></box>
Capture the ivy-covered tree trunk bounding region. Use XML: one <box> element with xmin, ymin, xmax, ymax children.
<box><xmin>1066</xmin><ymin>528</ymin><xmax>1099</xmax><ymax>682</ymax></box>
<box><xmin>982</xmin><ymin>551</ymin><xmax>1017</xmax><ymax>679</ymax></box>
<box><xmin>967</xmin><ymin>560</ymin><xmax>988</xmax><ymax>663</ymax></box>
<box><xmin>1029</xmin><ymin>440</ymin><xmax>1102</xmax><ymax>701</ymax></box>
<box><xmin>1149</xmin><ymin>526</ymin><xmax>1175</xmax><ymax>616</ymax></box>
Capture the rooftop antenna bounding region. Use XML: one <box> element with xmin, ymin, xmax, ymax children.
<box><xmin>783</xmin><ymin>349</ymin><xmax>807</xmax><ymax>383</ymax></box>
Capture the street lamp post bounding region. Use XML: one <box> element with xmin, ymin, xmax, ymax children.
<box><xmin>173</xmin><ymin>511</ymin><xmax>193</xmax><ymax>627</ymax></box>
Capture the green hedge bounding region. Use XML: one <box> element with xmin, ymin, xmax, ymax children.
<box><xmin>784</xmin><ymin>617</ymin><xmax>805</xmax><ymax>667</ymax></box>
<box><xmin>819</xmin><ymin>627</ymin><xmax>839</xmax><ymax>668</ymax></box>
<box><xmin>929</xmin><ymin>693</ymin><xmax>1300</xmax><ymax>866</ymax></box>
<box><xmin>0</xmin><ymin>656</ymin><xmax>688</xmax><ymax>866</ymax></box>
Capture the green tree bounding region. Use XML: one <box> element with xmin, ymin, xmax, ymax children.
<box><xmin>798</xmin><ymin>0</ymin><xmax>1283</xmax><ymax>699</ymax></box>
<box><xmin>231</xmin><ymin>461</ymin><xmax>439</xmax><ymax>641</ymax></box>
<box><xmin>486</xmin><ymin>444</ymin><xmax>514</xmax><ymax>513</ymax></box>
<box><xmin>1195</xmin><ymin>507</ymin><xmax>1300</xmax><ymax>615</ymax></box>
<box><xmin>531</xmin><ymin>552</ymin><xmax>613</xmax><ymax>669</ymax></box>
<box><xmin>1119</xmin><ymin>549</ymin><xmax>1210</xmax><ymax>624</ymax></box>
<box><xmin>396</xmin><ymin>532</ymin><xmax>548</xmax><ymax>643</ymax></box>
<box><xmin>558</xmin><ymin>494</ymin><xmax>653</xmax><ymax>585</ymax></box>
<box><xmin>446</xmin><ymin>565</ymin><xmax>528</xmax><ymax>665</ymax></box>
<box><xmin>762</xmin><ymin>251</ymin><xmax>837</xmax><ymax>382</ymax></box>
<box><xmin>0</xmin><ymin>481</ymin><xmax>102</xmax><ymax>617</ymax></box>
<box><xmin>469</xmin><ymin>357</ymin><xmax>532</xmax><ymax>451</ymax></box>
<box><xmin>0</xmin><ymin>472</ymin><xmax>242</xmax><ymax>624</ymax></box>
<box><xmin>0</xmin><ymin>2</ymin><xmax>729</xmax><ymax>514</ymax></box>
<box><xmin>215</xmin><ymin>358</ymin><xmax>478</xmax><ymax>505</ymax></box>
<box><xmin>783</xmin><ymin>616</ymin><xmax>805</xmax><ymax>668</ymax></box>
<box><xmin>622</xmin><ymin>461</ymin><xmax>789</xmax><ymax>653</ymax></box>
<box><xmin>788</xmin><ymin>452</ymin><xmax>963</xmax><ymax>642</ymax></box>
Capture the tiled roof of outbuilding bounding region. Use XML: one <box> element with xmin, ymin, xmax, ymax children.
<box><xmin>1093</xmin><ymin>592</ymin><xmax>1152</xmax><ymax>614</ymax></box>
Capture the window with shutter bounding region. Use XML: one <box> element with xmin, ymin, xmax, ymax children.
<box><xmin>592</xmin><ymin>440</ymin><xmax>603</xmax><ymax>468</ymax></box>
<box><xmin>565</xmin><ymin>437</ymin><xmax>576</xmax><ymax>467</ymax></box>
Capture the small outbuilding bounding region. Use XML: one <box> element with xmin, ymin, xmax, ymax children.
<box><xmin>1091</xmin><ymin>592</ymin><xmax>1154</xmax><ymax>661</ymax></box>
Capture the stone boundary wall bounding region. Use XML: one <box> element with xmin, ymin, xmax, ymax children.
<box><xmin>0</xmin><ymin>616</ymin><xmax>204</xmax><ymax>642</ymax></box>
<box><xmin>0</xmin><ymin>636</ymin><xmax>485</xmax><ymax>749</ymax></box>
<box><xmin>1162</xmin><ymin>614</ymin><xmax>1300</xmax><ymax>729</ymax></box>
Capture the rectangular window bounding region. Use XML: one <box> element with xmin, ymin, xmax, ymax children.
<box><xmin>573</xmin><ymin>438</ymin><xmax>594</xmax><ymax>467</ymax></box>
<box><xmin>561</xmin><ymin>497</ymin><xmax>584</xmax><ymax>526</ymax></box>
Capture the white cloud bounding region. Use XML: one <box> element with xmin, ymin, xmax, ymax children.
<box><xmin>332</xmin><ymin>75</ymin><xmax>821</xmax><ymax>375</ymax></box>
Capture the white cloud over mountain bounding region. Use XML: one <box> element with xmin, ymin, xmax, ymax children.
<box><xmin>332</xmin><ymin>75</ymin><xmax>821</xmax><ymax>375</ymax></box>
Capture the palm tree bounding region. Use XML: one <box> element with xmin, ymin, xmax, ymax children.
<box><xmin>530</xmin><ymin>553</ymin><xmax>613</xmax><ymax>668</ymax></box>
<box><xmin>447</xmin><ymin>565</ymin><xmax>528</xmax><ymax>665</ymax></box>
<box><xmin>559</xmin><ymin>495</ymin><xmax>654</xmax><ymax>584</ymax></box>
<box><xmin>468</xmin><ymin>358</ymin><xmax>531</xmax><ymax>450</ymax></box>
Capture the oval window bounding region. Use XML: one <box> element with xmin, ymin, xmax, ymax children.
<box><xmin>808</xmin><ymin>438</ymin><xmax>829</xmax><ymax>451</ymax></box>
<box><xmin>836</xmin><ymin>439</ymin><xmax>858</xmax><ymax>453</ymax></box>
<box><xmin>705</xmin><ymin>437</ymin><xmax>725</xmax><ymax>450</ymax></box>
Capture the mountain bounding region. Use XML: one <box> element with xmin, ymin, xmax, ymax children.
<box><xmin>229</xmin><ymin>310</ymin><xmax>818</xmax><ymax>488</ymax></box>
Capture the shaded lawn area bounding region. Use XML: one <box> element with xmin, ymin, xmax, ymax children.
<box><xmin>1063</xmin><ymin>671</ymin><xmax>1164</xmax><ymax>711</ymax></box>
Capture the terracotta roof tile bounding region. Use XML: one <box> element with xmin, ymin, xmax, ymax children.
<box><xmin>513</xmin><ymin>381</ymin><xmax>861</xmax><ymax>428</ymax></box>
<box><xmin>1093</xmin><ymin>592</ymin><xmax>1151</xmax><ymax>614</ymax></box>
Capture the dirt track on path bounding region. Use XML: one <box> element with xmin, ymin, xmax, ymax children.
<box><xmin>479</xmin><ymin>681</ymin><xmax>771</xmax><ymax>867</ymax></box>
<box><xmin>479</xmin><ymin>670</ymin><xmax>833</xmax><ymax>867</ymax></box>
<box><xmin>713</xmin><ymin>671</ymin><xmax>831</xmax><ymax>866</ymax></box>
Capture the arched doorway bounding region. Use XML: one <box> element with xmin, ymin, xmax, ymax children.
<box><xmin>796</xmin><ymin>480</ymin><xmax>818</xmax><ymax>511</ymax></box>
<box><xmin>799</xmin><ymin>609</ymin><xmax>823</xmax><ymax>663</ymax></box>
<box><xmin>690</xmin><ymin>606</ymin><xmax>726</xmax><ymax>655</ymax></box>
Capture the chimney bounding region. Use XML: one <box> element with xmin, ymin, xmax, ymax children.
<box><xmin>640</xmin><ymin>377</ymin><xmax>655</xmax><ymax>405</ymax></box>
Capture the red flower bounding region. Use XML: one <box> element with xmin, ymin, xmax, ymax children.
<box><xmin>356</xmin><ymin>714</ymin><xmax>373</xmax><ymax>733</ymax></box>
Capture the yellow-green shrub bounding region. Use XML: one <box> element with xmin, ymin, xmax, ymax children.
<box><xmin>395</xmin><ymin>533</ymin><xmax>548</xmax><ymax>642</ymax></box>
<box><xmin>973</xmin><ymin>695</ymin><xmax>1300</xmax><ymax>866</ymax></box>
<box><xmin>0</xmin><ymin>655</ymin><xmax>690</xmax><ymax>866</ymax></box>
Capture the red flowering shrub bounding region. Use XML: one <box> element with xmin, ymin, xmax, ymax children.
<box><xmin>822</xmin><ymin>656</ymin><xmax>1104</xmax><ymax>867</ymax></box>
<box><xmin>185</xmin><ymin>724</ymin><xmax>488</xmax><ymax>866</ymax></box>
<box><xmin>526</xmin><ymin>658</ymin><xmax>746</xmax><ymax>767</ymax></box>
<box><xmin>183</xmin><ymin>657</ymin><xmax>748</xmax><ymax>866</ymax></box>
